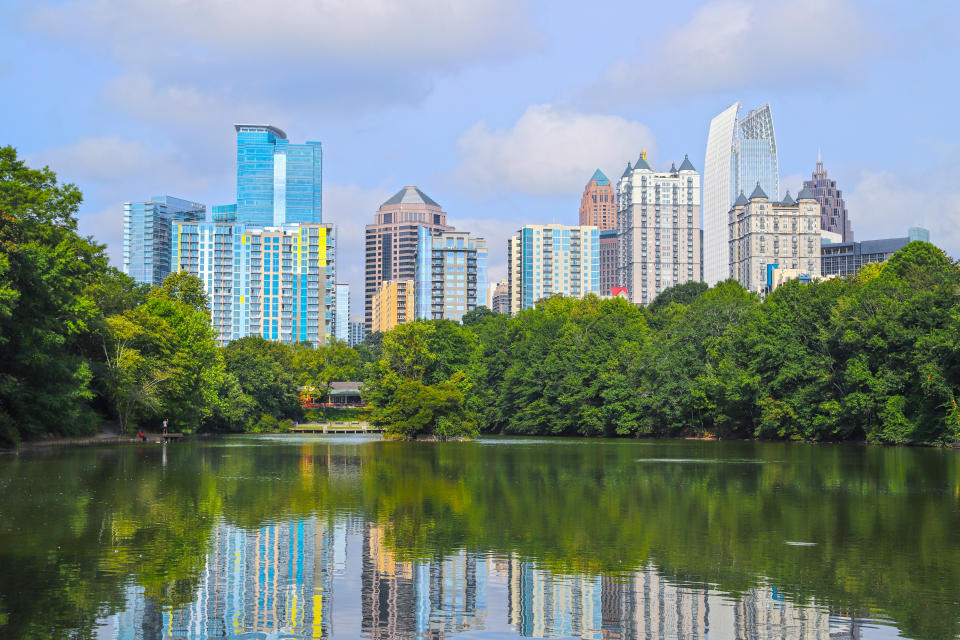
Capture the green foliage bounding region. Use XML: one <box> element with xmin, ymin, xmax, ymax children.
<box><xmin>365</xmin><ymin>321</ymin><xmax>480</xmax><ymax>439</ymax></box>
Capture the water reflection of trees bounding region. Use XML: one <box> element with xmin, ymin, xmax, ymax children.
<box><xmin>0</xmin><ymin>439</ymin><xmax>957</xmax><ymax>639</ymax></box>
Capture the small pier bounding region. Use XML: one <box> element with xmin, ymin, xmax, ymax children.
<box><xmin>290</xmin><ymin>424</ymin><xmax>382</xmax><ymax>434</ymax></box>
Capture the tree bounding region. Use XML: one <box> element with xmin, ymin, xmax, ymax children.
<box><xmin>0</xmin><ymin>147</ymin><xmax>108</xmax><ymax>445</ymax></box>
<box><xmin>365</xmin><ymin>322</ymin><xmax>479</xmax><ymax>439</ymax></box>
<box><xmin>101</xmin><ymin>312</ymin><xmax>170</xmax><ymax>433</ymax></box>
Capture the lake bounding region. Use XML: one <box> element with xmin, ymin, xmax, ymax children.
<box><xmin>0</xmin><ymin>435</ymin><xmax>957</xmax><ymax>639</ymax></box>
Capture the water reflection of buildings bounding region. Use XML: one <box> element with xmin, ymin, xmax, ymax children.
<box><xmin>164</xmin><ymin>517</ymin><xmax>339</xmax><ymax>639</ymax></box>
<box><xmin>361</xmin><ymin>524</ymin><xmax>486</xmax><ymax>639</ymax></box>
<box><xmin>506</xmin><ymin>557</ymin><xmax>862</xmax><ymax>640</ymax></box>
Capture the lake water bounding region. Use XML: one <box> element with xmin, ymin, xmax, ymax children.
<box><xmin>0</xmin><ymin>435</ymin><xmax>958</xmax><ymax>639</ymax></box>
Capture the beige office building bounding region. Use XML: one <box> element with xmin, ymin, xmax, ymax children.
<box><xmin>729</xmin><ymin>184</ymin><xmax>821</xmax><ymax>294</ymax></box>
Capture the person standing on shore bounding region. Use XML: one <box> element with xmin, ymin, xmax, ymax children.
<box><xmin>162</xmin><ymin>419</ymin><xmax>168</xmax><ymax>435</ymax></box>
<box><xmin>138</xmin><ymin>430</ymin><xmax>145</xmax><ymax>442</ymax></box>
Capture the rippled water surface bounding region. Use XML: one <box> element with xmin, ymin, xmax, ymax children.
<box><xmin>0</xmin><ymin>436</ymin><xmax>958</xmax><ymax>639</ymax></box>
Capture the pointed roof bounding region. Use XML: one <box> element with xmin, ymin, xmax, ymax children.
<box><xmin>621</xmin><ymin>162</ymin><xmax>632</xmax><ymax>178</ymax></box>
<box><xmin>796</xmin><ymin>186</ymin><xmax>815</xmax><ymax>200</ymax></box>
<box><xmin>669</xmin><ymin>162</ymin><xmax>677</xmax><ymax>173</ymax></box>
<box><xmin>634</xmin><ymin>149</ymin><xmax>652</xmax><ymax>171</ymax></box>
<box><xmin>678</xmin><ymin>154</ymin><xmax>696</xmax><ymax>172</ymax></box>
<box><xmin>749</xmin><ymin>182</ymin><xmax>768</xmax><ymax>200</ymax></box>
<box><xmin>734</xmin><ymin>191</ymin><xmax>749</xmax><ymax>207</ymax></box>
<box><xmin>780</xmin><ymin>190</ymin><xmax>795</xmax><ymax>206</ymax></box>
<box><xmin>590</xmin><ymin>169</ymin><xmax>610</xmax><ymax>186</ymax></box>
<box><xmin>382</xmin><ymin>185</ymin><xmax>439</xmax><ymax>207</ymax></box>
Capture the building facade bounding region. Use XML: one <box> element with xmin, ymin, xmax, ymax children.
<box><xmin>371</xmin><ymin>279</ymin><xmax>415</xmax><ymax>333</ymax></box>
<box><xmin>821</xmin><ymin>227</ymin><xmax>929</xmax><ymax>277</ymax></box>
<box><xmin>334</xmin><ymin>283</ymin><xmax>350</xmax><ymax>343</ymax></box>
<box><xmin>506</xmin><ymin>224</ymin><xmax>600</xmax><ymax>314</ymax></box>
<box><xmin>598</xmin><ymin>229</ymin><xmax>618</xmax><ymax>295</ymax></box>
<box><xmin>348</xmin><ymin>317</ymin><xmax>365</xmax><ymax>346</ymax></box>
<box><xmin>729</xmin><ymin>185</ymin><xmax>821</xmax><ymax>294</ymax></box>
<box><xmin>415</xmin><ymin>228</ymin><xmax>488</xmax><ymax>322</ymax></box>
<box><xmin>616</xmin><ymin>152</ymin><xmax>701</xmax><ymax>305</ymax></box>
<box><xmin>578</xmin><ymin>169</ymin><xmax>617</xmax><ymax>230</ymax></box>
<box><xmin>364</xmin><ymin>186</ymin><xmax>453</xmax><ymax>329</ymax></box>
<box><xmin>220</xmin><ymin>124</ymin><xmax>322</xmax><ymax>227</ymax></box>
<box><xmin>490</xmin><ymin>281</ymin><xmax>509</xmax><ymax>314</ymax></box>
<box><xmin>703</xmin><ymin>103</ymin><xmax>780</xmax><ymax>284</ymax></box>
<box><xmin>173</xmin><ymin>222</ymin><xmax>336</xmax><ymax>346</ymax></box>
<box><xmin>122</xmin><ymin>195</ymin><xmax>205</xmax><ymax>286</ymax></box>
<box><xmin>804</xmin><ymin>152</ymin><xmax>853</xmax><ymax>241</ymax></box>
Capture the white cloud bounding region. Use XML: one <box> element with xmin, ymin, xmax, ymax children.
<box><xmin>588</xmin><ymin>0</ymin><xmax>874</xmax><ymax>103</ymax></box>
<box><xmin>30</xmin><ymin>0</ymin><xmax>532</xmax><ymax>71</ymax></box>
<box><xmin>27</xmin><ymin>136</ymin><xmax>154</xmax><ymax>181</ymax></box>
<box><xmin>27</xmin><ymin>0</ymin><xmax>534</xmax><ymax>116</ymax></box>
<box><xmin>453</xmin><ymin>104</ymin><xmax>657</xmax><ymax>196</ymax></box>
<box><xmin>846</xmin><ymin>166</ymin><xmax>960</xmax><ymax>258</ymax></box>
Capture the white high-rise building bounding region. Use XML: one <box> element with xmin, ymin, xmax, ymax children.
<box><xmin>334</xmin><ymin>283</ymin><xmax>350</xmax><ymax>343</ymax></box>
<box><xmin>703</xmin><ymin>103</ymin><xmax>780</xmax><ymax>285</ymax></box>
<box><xmin>616</xmin><ymin>151</ymin><xmax>701</xmax><ymax>305</ymax></box>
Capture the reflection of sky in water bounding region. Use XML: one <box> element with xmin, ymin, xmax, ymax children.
<box><xmin>97</xmin><ymin>516</ymin><xmax>880</xmax><ymax>640</ymax></box>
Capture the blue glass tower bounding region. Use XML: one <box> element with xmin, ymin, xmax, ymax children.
<box><xmin>122</xmin><ymin>195</ymin><xmax>205</xmax><ymax>286</ymax></box>
<box><xmin>232</xmin><ymin>124</ymin><xmax>322</xmax><ymax>226</ymax></box>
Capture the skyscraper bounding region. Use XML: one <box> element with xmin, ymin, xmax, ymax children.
<box><xmin>122</xmin><ymin>195</ymin><xmax>205</xmax><ymax>286</ymax></box>
<box><xmin>334</xmin><ymin>283</ymin><xmax>350</xmax><ymax>343</ymax></box>
<box><xmin>415</xmin><ymin>228</ymin><xmax>488</xmax><ymax>322</ymax></box>
<box><xmin>728</xmin><ymin>185</ymin><xmax>821</xmax><ymax>294</ymax></box>
<box><xmin>507</xmin><ymin>224</ymin><xmax>600</xmax><ymax>314</ymax></box>
<box><xmin>490</xmin><ymin>281</ymin><xmax>510</xmax><ymax>314</ymax></box>
<box><xmin>173</xmin><ymin>222</ymin><xmax>337</xmax><ymax>346</ymax></box>
<box><xmin>579</xmin><ymin>169</ymin><xmax>617</xmax><ymax>229</ymax></box>
<box><xmin>364</xmin><ymin>186</ymin><xmax>453</xmax><ymax>328</ymax></box>
<box><xmin>804</xmin><ymin>152</ymin><xmax>853</xmax><ymax>241</ymax></box>
<box><xmin>223</xmin><ymin>124</ymin><xmax>322</xmax><ymax>226</ymax></box>
<box><xmin>616</xmin><ymin>152</ymin><xmax>701</xmax><ymax>305</ymax></box>
<box><xmin>703</xmin><ymin>103</ymin><xmax>779</xmax><ymax>284</ymax></box>
<box><xmin>348</xmin><ymin>317</ymin><xmax>365</xmax><ymax>346</ymax></box>
<box><xmin>598</xmin><ymin>229</ymin><xmax>618</xmax><ymax>295</ymax></box>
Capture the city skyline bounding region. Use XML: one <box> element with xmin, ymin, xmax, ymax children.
<box><xmin>4</xmin><ymin>1</ymin><xmax>957</xmax><ymax>314</ymax></box>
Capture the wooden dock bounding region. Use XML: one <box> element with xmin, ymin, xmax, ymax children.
<box><xmin>290</xmin><ymin>424</ymin><xmax>382</xmax><ymax>434</ymax></box>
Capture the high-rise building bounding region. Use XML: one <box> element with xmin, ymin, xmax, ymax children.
<box><xmin>122</xmin><ymin>196</ymin><xmax>205</xmax><ymax>286</ymax></box>
<box><xmin>579</xmin><ymin>169</ymin><xmax>617</xmax><ymax>230</ymax></box>
<box><xmin>729</xmin><ymin>185</ymin><xmax>821</xmax><ymax>294</ymax></box>
<box><xmin>218</xmin><ymin>124</ymin><xmax>322</xmax><ymax>227</ymax></box>
<box><xmin>415</xmin><ymin>229</ymin><xmax>488</xmax><ymax>322</ymax></box>
<box><xmin>598</xmin><ymin>229</ymin><xmax>618</xmax><ymax>295</ymax></box>
<box><xmin>364</xmin><ymin>186</ymin><xmax>453</xmax><ymax>329</ymax></box>
<box><xmin>616</xmin><ymin>152</ymin><xmax>701</xmax><ymax>305</ymax></box>
<box><xmin>821</xmin><ymin>227</ymin><xmax>929</xmax><ymax>277</ymax></box>
<box><xmin>490</xmin><ymin>281</ymin><xmax>509</xmax><ymax>314</ymax></box>
<box><xmin>506</xmin><ymin>224</ymin><xmax>600</xmax><ymax>314</ymax></box>
<box><xmin>803</xmin><ymin>152</ymin><xmax>853</xmax><ymax>241</ymax></box>
<box><xmin>371</xmin><ymin>279</ymin><xmax>415</xmax><ymax>333</ymax></box>
<box><xmin>334</xmin><ymin>283</ymin><xmax>350</xmax><ymax>343</ymax></box>
<box><xmin>348</xmin><ymin>316</ymin><xmax>365</xmax><ymax>346</ymax></box>
<box><xmin>703</xmin><ymin>103</ymin><xmax>779</xmax><ymax>284</ymax></box>
<box><xmin>173</xmin><ymin>222</ymin><xmax>336</xmax><ymax>345</ymax></box>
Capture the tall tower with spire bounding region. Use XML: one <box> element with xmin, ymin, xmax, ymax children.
<box><xmin>578</xmin><ymin>169</ymin><xmax>617</xmax><ymax>229</ymax></box>
<box><xmin>803</xmin><ymin>151</ymin><xmax>852</xmax><ymax>241</ymax></box>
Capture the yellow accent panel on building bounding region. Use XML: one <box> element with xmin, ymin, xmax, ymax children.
<box><xmin>317</xmin><ymin>228</ymin><xmax>326</xmax><ymax>267</ymax></box>
<box><xmin>371</xmin><ymin>279</ymin><xmax>415</xmax><ymax>333</ymax></box>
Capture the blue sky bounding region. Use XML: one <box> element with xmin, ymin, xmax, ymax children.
<box><xmin>2</xmin><ymin>0</ymin><xmax>958</xmax><ymax>311</ymax></box>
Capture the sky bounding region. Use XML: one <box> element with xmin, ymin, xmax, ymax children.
<box><xmin>2</xmin><ymin>0</ymin><xmax>959</xmax><ymax>313</ymax></box>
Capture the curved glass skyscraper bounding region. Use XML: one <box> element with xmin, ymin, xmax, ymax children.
<box><xmin>702</xmin><ymin>103</ymin><xmax>779</xmax><ymax>284</ymax></box>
